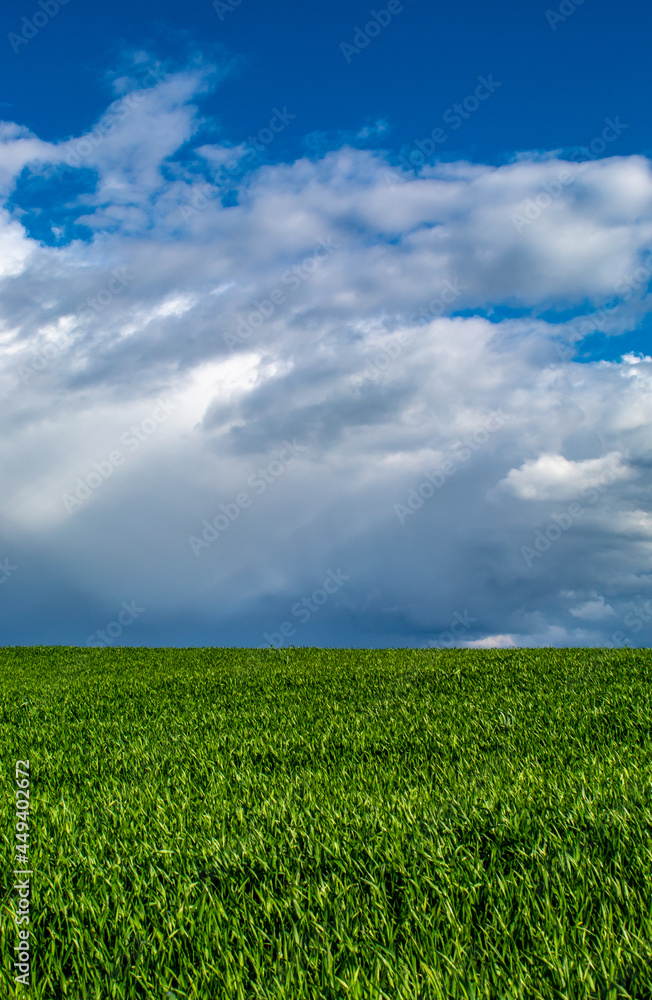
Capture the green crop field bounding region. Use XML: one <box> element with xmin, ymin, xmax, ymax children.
<box><xmin>1</xmin><ymin>646</ymin><xmax>651</xmax><ymax>999</ymax></box>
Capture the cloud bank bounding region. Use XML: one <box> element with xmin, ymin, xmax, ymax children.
<box><xmin>2</xmin><ymin>59</ymin><xmax>652</xmax><ymax>649</ymax></box>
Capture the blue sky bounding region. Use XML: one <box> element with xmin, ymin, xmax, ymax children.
<box><xmin>3</xmin><ymin>0</ymin><xmax>652</xmax><ymax>161</ymax></box>
<box><xmin>1</xmin><ymin>0</ymin><xmax>652</xmax><ymax>648</ymax></box>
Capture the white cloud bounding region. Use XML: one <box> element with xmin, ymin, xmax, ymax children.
<box><xmin>463</xmin><ymin>635</ymin><xmax>517</xmax><ymax>648</ymax></box>
<box><xmin>622</xmin><ymin>352</ymin><xmax>652</xmax><ymax>364</ymax></box>
<box><xmin>0</xmin><ymin>209</ymin><xmax>34</xmax><ymax>278</ymax></box>
<box><xmin>569</xmin><ymin>596</ymin><xmax>616</xmax><ymax>620</ymax></box>
<box><xmin>495</xmin><ymin>451</ymin><xmax>632</xmax><ymax>502</ymax></box>
<box><xmin>1</xmin><ymin>62</ymin><xmax>652</xmax><ymax>645</ymax></box>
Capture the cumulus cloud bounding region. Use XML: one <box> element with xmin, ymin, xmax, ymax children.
<box><xmin>463</xmin><ymin>635</ymin><xmax>517</xmax><ymax>649</ymax></box>
<box><xmin>2</xmin><ymin>58</ymin><xmax>652</xmax><ymax>648</ymax></box>
<box><xmin>568</xmin><ymin>595</ymin><xmax>616</xmax><ymax>621</ymax></box>
<box><xmin>495</xmin><ymin>451</ymin><xmax>633</xmax><ymax>502</ymax></box>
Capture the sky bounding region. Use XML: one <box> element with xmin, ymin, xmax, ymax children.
<box><xmin>1</xmin><ymin>0</ymin><xmax>652</xmax><ymax>649</ymax></box>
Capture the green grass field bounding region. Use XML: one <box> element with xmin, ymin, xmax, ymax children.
<box><xmin>1</xmin><ymin>646</ymin><xmax>651</xmax><ymax>999</ymax></box>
